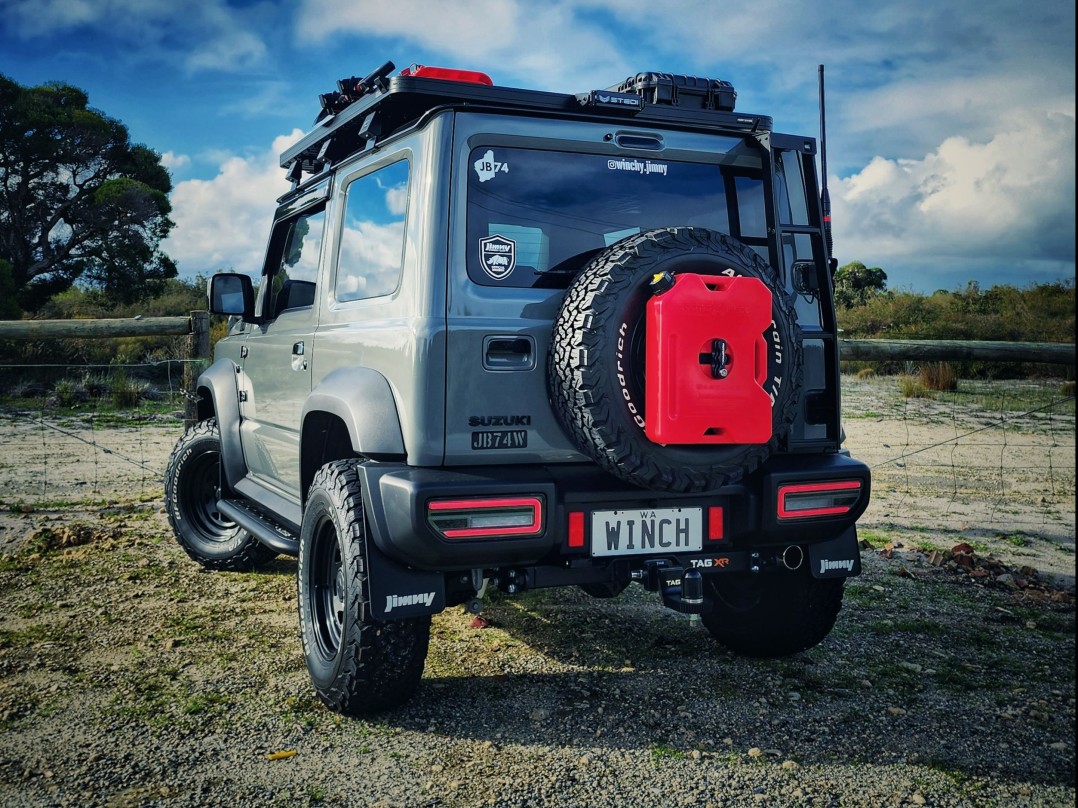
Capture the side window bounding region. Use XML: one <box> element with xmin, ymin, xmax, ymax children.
<box><xmin>336</xmin><ymin>160</ymin><xmax>410</xmax><ymax>302</ymax></box>
<box><xmin>733</xmin><ymin>176</ymin><xmax>766</xmax><ymax>239</ymax></box>
<box><xmin>258</xmin><ymin>207</ymin><xmax>326</xmax><ymax>320</ymax></box>
<box><xmin>776</xmin><ymin>150</ymin><xmax>810</xmax><ymax>225</ymax></box>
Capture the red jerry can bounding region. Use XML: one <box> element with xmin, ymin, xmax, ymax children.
<box><xmin>645</xmin><ymin>273</ymin><xmax>773</xmax><ymax>445</ymax></box>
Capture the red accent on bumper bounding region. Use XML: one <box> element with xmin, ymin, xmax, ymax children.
<box><xmin>707</xmin><ymin>506</ymin><xmax>725</xmax><ymax>540</ymax></box>
<box><xmin>568</xmin><ymin>511</ymin><xmax>585</xmax><ymax>548</ymax></box>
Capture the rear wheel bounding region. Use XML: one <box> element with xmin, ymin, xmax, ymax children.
<box><xmin>298</xmin><ymin>460</ymin><xmax>430</xmax><ymax>715</ymax></box>
<box><xmin>164</xmin><ymin>419</ymin><xmax>276</xmax><ymax>571</ymax></box>
<box><xmin>701</xmin><ymin>566</ymin><xmax>845</xmax><ymax>657</ymax></box>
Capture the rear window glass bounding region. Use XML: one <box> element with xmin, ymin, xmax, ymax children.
<box><xmin>466</xmin><ymin>145</ymin><xmax>764</xmax><ymax>287</ymax></box>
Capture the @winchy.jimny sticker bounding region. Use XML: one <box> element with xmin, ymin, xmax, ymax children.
<box><xmin>479</xmin><ymin>235</ymin><xmax>516</xmax><ymax>280</ymax></box>
<box><xmin>607</xmin><ymin>157</ymin><xmax>668</xmax><ymax>176</ymax></box>
<box><xmin>473</xmin><ymin>149</ymin><xmax>509</xmax><ymax>182</ymax></box>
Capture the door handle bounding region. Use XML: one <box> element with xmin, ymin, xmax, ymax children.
<box><xmin>291</xmin><ymin>341</ymin><xmax>308</xmax><ymax>371</ymax></box>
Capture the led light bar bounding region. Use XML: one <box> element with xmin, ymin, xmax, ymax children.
<box><xmin>777</xmin><ymin>481</ymin><xmax>862</xmax><ymax>519</ymax></box>
<box><xmin>428</xmin><ymin>496</ymin><xmax>543</xmax><ymax>539</ymax></box>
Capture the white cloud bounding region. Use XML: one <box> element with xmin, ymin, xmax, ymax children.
<box><xmin>294</xmin><ymin>0</ymin><xmax>629</xmax><ymax>91</ymax></box>
<box><xmin>163</xmin><ymin>130</ymin><xmax>304</xmax><ymax>276</ymax></box>
<box><xmin>160</xmin><ymin>151</ymin><xmax>191</xmax><ymax>171</ymax></box>
<box><xmin>3</xmin><ymin>0</ymin><xmax>267</xmax><ymax>72</ymax></box>
<box><xmin>831</xmin><ymin>109</ymin><xmax>1076</xmax><ymax>279</ymax></box>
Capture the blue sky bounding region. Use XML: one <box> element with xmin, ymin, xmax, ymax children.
<box><xmin>1</xmin><ymin>0</ymin><xmax>1074</xmax><ymax>293</ymax></box>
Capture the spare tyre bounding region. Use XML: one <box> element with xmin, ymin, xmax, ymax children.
<box><xmin>548</xmin><ymin>227</ymin><xmax>801</xmax><ymax>493</ymax></box>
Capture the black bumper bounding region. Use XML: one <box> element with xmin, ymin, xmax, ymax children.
<box><xmin>358</xmin><ymin>453</ymin><xmax>870</xmax><ymax>572</ymax></box>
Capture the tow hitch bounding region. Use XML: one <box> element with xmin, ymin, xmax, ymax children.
<box><xmin>635</xmin><ymin>559</ymin><xmax>713</xmax><ymax>615</ymax></box>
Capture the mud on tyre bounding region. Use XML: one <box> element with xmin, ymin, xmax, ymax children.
<box><xmin>549</xmin><ymin>227</ymin><xmax>801</xmax><ymax>493</ymax></box>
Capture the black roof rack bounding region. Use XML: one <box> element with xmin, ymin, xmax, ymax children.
<box><xmin>280</xmin><ymin>64</ymin><xmax>772</xmax><ymax>188</ymax></box>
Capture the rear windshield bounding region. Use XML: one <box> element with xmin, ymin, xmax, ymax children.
<box><xmin>466</xmin><ymin>144</ymin><xmax>765</xmax><ymax>288</ymax></box>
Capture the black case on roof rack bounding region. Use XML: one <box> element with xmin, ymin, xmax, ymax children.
<box><xmin>611</xmin><ymin>72</ymin><xmax>737</xmax><ymax>112</ymax></box>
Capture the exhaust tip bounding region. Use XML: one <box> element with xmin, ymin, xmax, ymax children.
<box><xmin>782</xmin><ymin>545</ymin><xmax>805</xmax><ymax>571</ymax></box>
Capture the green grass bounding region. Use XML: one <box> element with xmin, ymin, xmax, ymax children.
<box><xmin>999</xmin><ymin>532</ymin><xmax>1032</xmax><ymax>547</ymax></box>
<box><xmin>649</xmin><ymin>743</ymin><xmax>687</xmax><ymax>764</ymax></box>
<box><xmin>859</xmin><ymin>530</ymin><xmax>891</xmax><ymax>549</ymax></box>
<box><xmin>957</xmin><ymin>380</ymin><xmax>1076</xmax><ymax>417</ymax></box>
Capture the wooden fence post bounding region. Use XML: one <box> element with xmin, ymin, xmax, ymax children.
<box><xmin>184</xmin><ymin>311</ymin><xmax>211</xmax><ymax>429</ymax></box>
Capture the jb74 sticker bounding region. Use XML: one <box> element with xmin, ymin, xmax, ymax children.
<box><xmin>480</xmin><ymin>235</ymin><xmax>516</xmax><ymax>281</ymax></box>
<box><xmin>474</xmin><ymin>150</ymin><xmax>509</xmax><ymax>182</ymax></box>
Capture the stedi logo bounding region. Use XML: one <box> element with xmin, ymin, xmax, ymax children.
<box><xmin>819</xmin><ymin>558</ymin><xmax>855</xmax><ymax>574</ymax></box>
<box><xmin>385</xmin><ymin>592</ymin><xmax>436</xmax><ymax>613</ymax></box>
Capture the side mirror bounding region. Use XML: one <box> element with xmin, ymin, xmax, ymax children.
<box><xmin>208</xmin><ymin>273</ymin><xmax>254</xmax><ymax>320</ymax></box>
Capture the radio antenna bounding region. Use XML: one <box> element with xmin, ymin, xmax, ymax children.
<box><xmin>818</xmin><ymin>64</ymin><xmax>834</xmax><ymax>265</ymax></box>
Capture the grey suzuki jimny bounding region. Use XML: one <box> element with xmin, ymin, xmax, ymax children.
<box><xmin>165</xmin><ymin>61</ymin><xmax>871</xmax><ymax>714</ymax></box>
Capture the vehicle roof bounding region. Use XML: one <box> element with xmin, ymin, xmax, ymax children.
<box><xmin>279</xmin><ymin>75</ymin><xmax>776</xmax><ymax>184</ymax></box>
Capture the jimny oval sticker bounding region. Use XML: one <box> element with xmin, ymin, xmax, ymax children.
<box><xmin>479</xmin><ymin>235</ymin><xmax>516</xmax><ymax>281</ymax></box>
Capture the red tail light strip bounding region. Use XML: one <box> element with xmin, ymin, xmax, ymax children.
<box><xmin>428</xmin><ymin>496</ymin><xmax>543</xmax><ymax>538</ymax></box>
<box><xmin>777</xmin><ymin>480</ymin><xmax>862</xmax><ymax>519</ymax></box>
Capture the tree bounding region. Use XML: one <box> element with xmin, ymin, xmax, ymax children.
<box><xmin>0</xmin><ymin>259</ymin><xmax>21</xmax><ymax>319</ymax></box>
<box><xmin>0</xmin><ymin>74</ymin><xmax>177</xmax><ymax>314</ymax></box>
<box><xmin>833</xmin><ymin>261</ymin><xmax>887</xmax><ymax>308</ymax></box>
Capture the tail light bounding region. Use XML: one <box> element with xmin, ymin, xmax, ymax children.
<box><xmin>777</xmin><ymin>481</ymin><xmax>862</xmax><ymax>519</ymax></box>
<box><xmin>428</xmin><ymin>496</ymin><xmax>543</xmax><ymax>539</ymax></box>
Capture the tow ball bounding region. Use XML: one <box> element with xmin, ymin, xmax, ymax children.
<box><xmin>635</xmin><ymin>559</ymin><xmax>713</xmax><ymax>615</ymax></box>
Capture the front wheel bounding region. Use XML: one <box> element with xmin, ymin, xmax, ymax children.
<box><xmin>164</xmin><ymin>419</ymin><xmax>276</xmax><ymax>571</ymax></box>
<box><xmin>701</xmin><ymin>565</ymin><xmax>845</xmax><ymax>657</ymax></box>
<box><xmin>298</xmin><ymin>460</ymin><xmax>430</xmax><ymax>715</ymax></box>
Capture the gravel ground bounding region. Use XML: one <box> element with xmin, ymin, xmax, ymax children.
<box><xmin>0</xmin><ymin>507</ymin><xmax>1073</xmax><ymax>808</ymax></box>
<box><xmin>0</xmin><ymin>377</ymin><xmax>1074</xmax><ymax>807</ymax></box>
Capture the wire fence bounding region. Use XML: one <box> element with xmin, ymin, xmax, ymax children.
<box><xmin>841</xmin><ymin>375</ymin><xmax>1075</xmax><ymax>540</ymax></box>
<box><xmin>0</xmin><ymin>362</ymin><xmax>1074</xmax><ymax>544</ymax></box>
<box><xmin>0</xmin><ymin>360</ymin><xmax>197</xmax><ymax>506</ymax></box>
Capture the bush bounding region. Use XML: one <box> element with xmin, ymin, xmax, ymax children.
<box><xmin>110</xmin><ymin>371</ymin><xmax>140</xmax><ymax>408</ymax></box>
<box><xmin>899</xmin><ymin>376</ymin><xmax>934</xmax><ymax>399</ymax></box>
<box><xmin>920</xmin><ymin>362</ymin><xmax>958</xmax><ymax>392</ymax></box>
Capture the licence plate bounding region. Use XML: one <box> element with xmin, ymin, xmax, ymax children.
<box><xmin>590</xmin><ymin>507</ymin><xmax>703</xmax><ymax>557</ymax></box>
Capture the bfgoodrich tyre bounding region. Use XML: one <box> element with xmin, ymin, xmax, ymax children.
<box><xmin>549</xmin><ymin>227</ymin><xmax>801</xmax><ymax>493</ymax></box>
<box><xmin>298</xmin><ymin>460</ymin><xmax>430</xmax><ymax>715</ymax></box>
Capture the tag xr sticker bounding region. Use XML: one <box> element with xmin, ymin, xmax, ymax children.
<box><xmin>480</xmin><ymin>235</ymin><xmax>516</xmax><ymax>280</ymax></box>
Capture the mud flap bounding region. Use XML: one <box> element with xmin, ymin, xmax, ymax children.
<box><xmin>363</xmin><ymin>528</ymin><xmax>446</xmax><ymax>621</ymax></box>
<box><xmin>807</xmin><ymin>527</ymin><xmax>862</xmax><ymax>579</ymax></box>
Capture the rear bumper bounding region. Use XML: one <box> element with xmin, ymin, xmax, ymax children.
<box><xmin>358</xmin><ymin>453</ymin><xmax>870</xmax><ymax>571</ymax></box>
